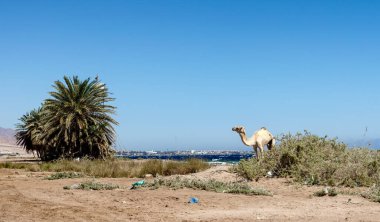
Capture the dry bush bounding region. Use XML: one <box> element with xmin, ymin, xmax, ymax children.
<box><xmin>362</xmin><ymin>185</ymin><xmax>380</xmax><ymax>203</ymax></box>
<box><xmin>235</xmin><ymin>131</ymin><xmax>380</xmax><ymax>187</ymax></box>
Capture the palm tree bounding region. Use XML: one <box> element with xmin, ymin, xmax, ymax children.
<box><xmin>15</xmin><ymin>107</ymin><xmax>47</xmax><ymax>159</ymax></box>
<box><xmin>41</xmin><ymin>76</ymin><xmax>118</xmax><ymax>159</ymax></box>
<box><xmin>16</xmin><ymin>76</ymin><xmax>118</xmax><ymax>160</ymax></box>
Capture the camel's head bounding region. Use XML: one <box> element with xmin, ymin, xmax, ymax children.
<box><xmin>232</xmin><ymin>126</ymin><xmax>245</xmax><ymax>134</ymax></box>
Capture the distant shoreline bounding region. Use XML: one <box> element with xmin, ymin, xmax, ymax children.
<box><xmin>116</xmin><ymin>152</ymin><xmax>253</xmax><ymax>163</ymax></box>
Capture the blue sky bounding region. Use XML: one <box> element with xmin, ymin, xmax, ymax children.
<box><xmin>1</xmin><ymin>0</ymin><xmax>379</xmax><ymax>150</ymax></box>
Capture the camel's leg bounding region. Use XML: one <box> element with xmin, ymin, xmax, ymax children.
<box><xmin>256</xmin><ymin>141</ymin><xmax>264</xmax><ymax>159</ymax></box>
<box><xmin>253</xmin><ymin>145</ymin><xmax>259</xmax><ymax>159</ymax></box>
<box><xmin>259</xmin><ymin>145</ymin><xmax>264</xmax><ymax>159</ymax></box>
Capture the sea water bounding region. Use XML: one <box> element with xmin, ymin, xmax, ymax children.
<box><xmin>116</xmin><ymin>153</ymin><xmax>254</xmax><ymax>165</ymax></box>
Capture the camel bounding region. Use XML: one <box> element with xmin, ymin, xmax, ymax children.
<box><xmin>232</xmin><ymin>126</ymin><xmax>275</xmax><ymax>159</ymax></box>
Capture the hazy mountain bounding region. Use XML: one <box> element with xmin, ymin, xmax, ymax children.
<box><xmin>0</xmin><ymin>127</ymin><xmax>17</xmax><ymax>145</ymax></box>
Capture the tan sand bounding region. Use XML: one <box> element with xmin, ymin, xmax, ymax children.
<box><xmin>0</xmin><ymin>165</ymin><xmax>379</xmax><ymax>222</ymax></box>
<box><xmin>0</xmin><ymin>144</ymin><xmax>35</xmax><ymax>159</ymax></box>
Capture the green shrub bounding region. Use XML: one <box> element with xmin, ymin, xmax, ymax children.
<box><xmin>46</xmin><ymin>172</ymin><xmax>83</xmax><ymax>180</ymax></box>
<box><xmin>328</xmin><ymin>188</ymin><xmax>338</xmax><ymax>196</ymax></box>
<box><xmin>235</xmin><ymin>131</ymin><xmax>380</xmax><ymax>187</ymax></box>
<box><xmin>314</xmin><ymin>189</ymin><xmax>327</xmax><ymax>197</ymax></box>
<box><xmin>313</xmin><ymin>187</ymin><xmax>337</xmax><ymax>197</ymax></box>
<box><xmin>64</xmin><ymin>180</ymin><xmax>120</xmax><ymax>190</ymax></box>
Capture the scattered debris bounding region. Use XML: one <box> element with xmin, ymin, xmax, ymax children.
<box><xmin>188</xmin><ymin>197</ymin><xmax>199</xmax><ymax>204</ymax></box>
<box><xmin>131</xmin><ymin>180</ymin><xmax>145</xmax><ymax>189</ymax></box>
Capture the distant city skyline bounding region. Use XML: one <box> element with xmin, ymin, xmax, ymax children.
<box><xmin>1</xmin><ymin>1</ymin><xmax>380</xmax><ymax>150</ymax></box>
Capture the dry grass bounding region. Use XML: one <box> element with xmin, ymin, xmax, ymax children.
<box><xmin>0</xmin><ymin>158</ymin><xmax>210</xmax><ymax>178</ymax></box>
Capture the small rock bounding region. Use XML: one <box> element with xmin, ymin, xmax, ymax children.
<box><xmin>144</xmin><ymin>174</ymin><xmax>153</xmax><ymax>179</ymax></box>
<box><xmin>70</xmin><ymin>184</ymin><xmax>81</xmax><ymax>189</ymax></box>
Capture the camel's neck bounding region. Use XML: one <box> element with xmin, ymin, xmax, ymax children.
<box><xmin>238</xmin><ymin>133</ymin><xmax>255</xmax><ymax>146</ymax></box>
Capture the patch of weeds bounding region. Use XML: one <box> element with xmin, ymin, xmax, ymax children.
<box><xmin>46</xmin><ymin>172</ymin><xmax>83</xmax><ymax>180</ymax></box>
<box><xmin>328</xmin><ymin>188</ymin><xmax>338</xmax><ymax>196</ymax></box>
<box><xmin>314</xmin><ymin>189</ymin><xmax>327</xmax><ymax>197</ymax></box>
<box><xmin>144</xmin><ymin>177</ymin><xmax>272</xmax><ymax>196</ymax></box>
<box><xmin>64</xmin><ymin>180</ymin><xmax>120</xmax><ymax>190</ymax></box>
<box><xmin>313</xmin><ymin>187</ymin><xmax>338</xmax><ymax>197</ymax></box>
<box><xmin>361</xmin><ymin>185</ymin><xmax>380</xmax><ymax>203</ymax></box>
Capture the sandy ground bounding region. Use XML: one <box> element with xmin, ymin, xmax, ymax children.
<box><xmin>1</xmin><ymin>163</ymin><xmax>380</xmax><ymax>222</ymax></box>
<box><xmin>0</xmin><ymin>144</ymin><xmax>35</xmax><ymax>159</ymax></box>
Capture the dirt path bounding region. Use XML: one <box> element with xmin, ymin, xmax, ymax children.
<box><xmin>0</xmin><ymin>166</ymin><xmax>379</xmax><ymax>221</ymax></box>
